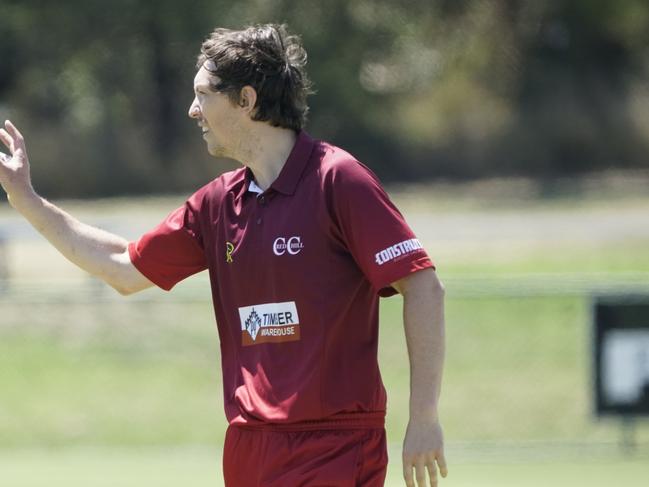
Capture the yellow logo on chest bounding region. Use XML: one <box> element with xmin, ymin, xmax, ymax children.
<box><xmin>226</xmin><ymin>241</ymin><xmax>235</xmax><ymax>263</ymax></box>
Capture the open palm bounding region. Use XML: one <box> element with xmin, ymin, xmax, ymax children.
<box><xmin>0</xmin><ymin>120</ymin><xmax>33</xmax><ymax>199</ymax></box>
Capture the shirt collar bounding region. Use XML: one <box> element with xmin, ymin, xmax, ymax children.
<box><xmin>244</xmin><ymin>130</ymin><xmax>315</xmax><ymax>197</ymax></box>
<box><xmin>248</xmin><ymin>179</ymin><xmax>264</xmax><ymax>195</ymax></box>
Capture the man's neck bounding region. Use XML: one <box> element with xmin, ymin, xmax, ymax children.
<box><xmin>237</xmin><ymin>125</ymin><xmax>298</xmax><ymax>191</ymax></box>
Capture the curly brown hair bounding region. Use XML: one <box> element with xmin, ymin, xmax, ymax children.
<box><xmin>196</xmin><ymin>24</ymin><xmax>314</xmax><ymax>132</ymax></box>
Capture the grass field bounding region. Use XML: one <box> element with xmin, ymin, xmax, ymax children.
<box><xmin>2</xmin><ymin>179</ymin><xmax>649</xmax><ymax>485</ymax></box>
<box><xmin>1</xmin><ymin>446</ymin><xmax>648</xmax><ymax>487</ymax></box>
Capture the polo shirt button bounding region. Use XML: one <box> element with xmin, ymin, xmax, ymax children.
<box><xmin>259</xmin><ymin>196</ymin><xmax>266</xmax><ymax>205</ymax></box>
<box><xmin>257</xmin><ymin>217</ymin><xmax>262</xmax><ymax>225</ymax></box>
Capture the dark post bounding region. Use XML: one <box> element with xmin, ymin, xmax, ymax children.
<box><xmin>593</xmin><ymin>296</ymin><xmax>649</xmax><ymax>455</ymax></box>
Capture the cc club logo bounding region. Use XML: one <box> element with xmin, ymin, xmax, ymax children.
<box><xmin>273</xmin><ymin>236</ymin><xmax>304</xmax><ymax>256</ymax></box>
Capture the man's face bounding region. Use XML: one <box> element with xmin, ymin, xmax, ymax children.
<box><xmin>188</xmin><ymin>63</ymin><xmax>243</xmax><ymax>158</ymax></box>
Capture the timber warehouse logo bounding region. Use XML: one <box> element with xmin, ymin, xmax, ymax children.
<box><xmin>238</xmin><ymin>301</ymin><xmax>301</xmax><ymax>346</ymax></box>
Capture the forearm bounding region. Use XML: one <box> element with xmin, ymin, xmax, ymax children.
<box><xmin>1</xmin><ymin>120</ymin><xmax>150</xmax><ymax>294</ymax></box>
<box><xmin>9</xmin><ymin>189</ymin><xmax>133</xmax><ymax>290</ymax></box>
<box><xmin>403</xmin><ymin>272</ymin><xmax>446</xmax><ymax>420</ymax></box>
<box><xmin>397</xmin><ymin>269</ymin><xmax>448</xmax><ymax>485</ymax></box>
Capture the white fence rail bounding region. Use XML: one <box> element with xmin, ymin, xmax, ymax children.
<box><xmin>1</xmin><ymin>272</ymin><xmax>649</xmax><ymax>303</ymax></box>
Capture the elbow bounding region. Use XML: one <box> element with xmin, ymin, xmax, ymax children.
<box><xmin>106</xmin><ymin>250</ymin><xmax>152</xmax><ymax>296</ymax></box>
<box><xmin>117</xmin><ymin>286</ymin><xmax>136</xmax><ymax>297</ymax></box>
<box><xmin>105</xmin><ymin>273</ymin><xmax>145</xmax><ymax>296</ymax></box>
<box><xmin>109</xmin><ymin>281</ymin><xmax>137</xmax><ymax>296</ymax></box>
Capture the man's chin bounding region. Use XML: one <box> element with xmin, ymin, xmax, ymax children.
<box><xmin>206</xmin><ymin>142</ymin><xmax>223</xmax><ymax>157</ymax></box>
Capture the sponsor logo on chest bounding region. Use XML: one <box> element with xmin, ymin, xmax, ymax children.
<box><xmin>273</xmin><ymin>236</ymin><xmax>304</xmax><ymax>256</ymax></box>
<box><xmin>238</xmin><ymin>301</ymin><xmax>301</xmax><ymax>346</ymax></box>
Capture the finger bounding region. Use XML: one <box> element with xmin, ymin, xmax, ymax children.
<box><xmin>403</xmin><ymin>462</ymin><xmax>415</xmax><ymax>487</ymax></box>
<box><xmin>4</xmin><ymin>120</ymin><xmax>23</xmax><ymax>143</ymax></box>
<box><xmin>415</xmin><ymin>459</ymin><xmax>427</xmax><ymax>487</ymax></box>
<box><xmin>0</xmin><ymin>128</ymin><xmax>14</xmax><ymax>153</ymax></box>
<box><xmin>4</xmin><ymin>121</ymin><xmax>24</xmax><ymax>152</ymax></box>
<box><xmin>426</xmin><ymin>461</ymin><xmax>438</xmax><ymax>487</ymax></box>
<box><xmin>437</xmin><ymin>452</ymin><xmax>448</xmax><ymax>478</ymax></box>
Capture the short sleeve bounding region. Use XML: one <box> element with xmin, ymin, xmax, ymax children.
<box><xmin>128</xmin><ymin>191</ymin><xmax>208</xmax><ymax>291</ymax></box>
<box><xmin>329</xmin><ymin>160</ymin><xmax>434</xmax><ymax>297</ymax></box>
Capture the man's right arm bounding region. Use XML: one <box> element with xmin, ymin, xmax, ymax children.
<box><xmin>0</xmin><ymin>120</ymin><xmax>154</xmax><ymax>295</ymax></box>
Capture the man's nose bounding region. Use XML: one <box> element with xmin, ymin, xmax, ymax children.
<box><xmin>188</xmin><ymin>98</ymin><xmax>200</xmax><ymax>119</ymax></box>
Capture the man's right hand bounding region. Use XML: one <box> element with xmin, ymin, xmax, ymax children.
<box><xmin>0</xmin><ymin>119</ymin><xmax>35</xmax><ymax>206</ymax></box>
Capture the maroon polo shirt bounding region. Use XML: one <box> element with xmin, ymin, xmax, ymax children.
<box><xmin>128</xmin><ymin>131</ymin><xmax>434</xmax><ymax>429</ymax></box>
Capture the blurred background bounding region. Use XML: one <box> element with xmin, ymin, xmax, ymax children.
<box><xmin>1</xmin><ymin>0</ymin><xmax>649</xmax><ymax>486</ymax></box>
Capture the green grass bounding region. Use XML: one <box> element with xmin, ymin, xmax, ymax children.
<box><xmin>439</xmin><ymin>239</ymin><xmax>649</xmax><ymax>274</ymax></box>
<box><xmin>4</xmin><ymin>294</ymin><xmax>648</xmax><ymax>486</ymax></box>
<box><xmin>2</xmin><ymin>295</ymin><xmax>648</xmax><ymax>447</ymax></box>
<box><xmin>0</xmin><ymin>300</ymin><xmax>225</xmax><ymax>447</ymax></box>
<box><xmin>2</xmin><ymin>187</ymin><xmax>649</xmax><ymax>485</ymax></box>
<box><xmin>4</xmin><ymin>292</ymin><xmax>648</xmax><ymax>486</ymax></box>
<box><xmin>1</xmin><ymin>446</ymin><xmax>648</xmax><ymax>486</ymax></box>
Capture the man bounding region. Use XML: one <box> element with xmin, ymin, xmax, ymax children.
<box><xmin>0</xmin><ymin>24</ymin><xmax>447</xmax><ymax>487</ymax></box>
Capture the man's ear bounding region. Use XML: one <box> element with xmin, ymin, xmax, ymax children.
<box><xmin>238</xmin><ymin>86</ymin><xmax>257</xmax><ymax>114</ymax></box>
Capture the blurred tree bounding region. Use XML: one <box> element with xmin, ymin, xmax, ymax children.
<box><xmin>496</xmin><ymin>0</ymin><xmax>649</xmax><ymax>176</ymax></box>
<box><xmin>1</xmin><ymin>0</ymin><xmax>649</xmax><ymax>198</ymax></box>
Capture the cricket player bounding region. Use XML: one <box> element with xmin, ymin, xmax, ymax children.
<box><xmin>0</xmin><ymin>24</ymin><xmax>447</xmax><ymax>487</ymax></box>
